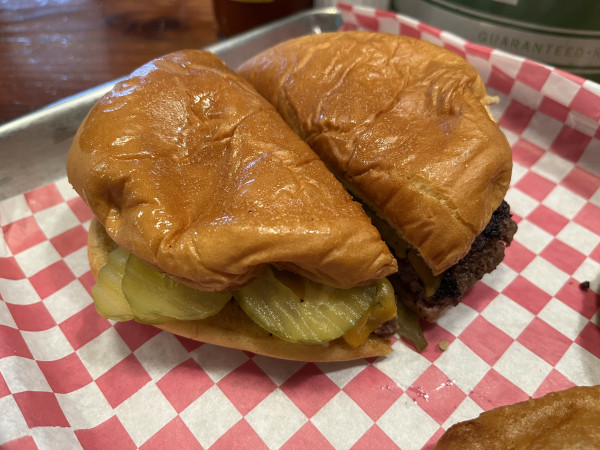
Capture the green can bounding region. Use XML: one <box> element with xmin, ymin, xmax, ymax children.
<box><xmin>392</xmin><ymin>0</ymin><xmax>600</xmax><ymax>82</ymax></box>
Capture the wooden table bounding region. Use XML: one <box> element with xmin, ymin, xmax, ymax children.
<box><xmin>0</xmin><ymin>0</ymin><xmax>220</xmax><ymax>125</ymax></box>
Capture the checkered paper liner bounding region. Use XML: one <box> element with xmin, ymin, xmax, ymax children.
<box><xmin>1</xmin><ymin>6</ymin><xmax>600</xmax><ymax>450</ymax></box>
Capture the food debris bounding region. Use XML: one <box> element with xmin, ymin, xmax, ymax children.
<box><xmin>579</xmin><ymin>281</ymin><xmax>590</xmax><ymax>291</ymax></box>
<box><xmin>439</xmin><ymin>339</ymin><xmax>449</xmax><ymax>351</ymax></box>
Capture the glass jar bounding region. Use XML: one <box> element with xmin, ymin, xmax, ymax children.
<box><xmin>212</xmin><ymin>0</ymin><xmax>314</xmax><ymax>37</ymax></box>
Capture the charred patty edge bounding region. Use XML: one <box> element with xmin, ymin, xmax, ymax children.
<box><xmin>389</xmin><ymin>200</ymin><xmax>517</xmax><ymax>322</ymax></box>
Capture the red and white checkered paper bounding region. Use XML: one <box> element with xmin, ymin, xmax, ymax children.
<box><xmin>2</xmin><ymin>5</ymin><xmax>600</xmax><ymax>449</ymax></box>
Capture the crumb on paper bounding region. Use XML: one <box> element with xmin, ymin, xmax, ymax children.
<box><xmin>439</xmin><ymin>339</ymin><xmax>449</xmax><ymax>351</ymax></box>
<box><xmin>579</xmin><ymin>281</ymin><xmax>590</xmax><ymax>291</ymax></box>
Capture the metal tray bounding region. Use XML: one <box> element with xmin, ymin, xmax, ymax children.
<box><xmin>0</xmin><ymin>7</ymin><xmax>342</xmax><ymax>202</ymax></box>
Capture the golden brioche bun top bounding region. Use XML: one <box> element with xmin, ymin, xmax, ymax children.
<box><xmin>67</xmin><ymin>49</ymin><xmax>396</xmax><ymax>290</ymax></box>
<box><xmin>239</xmin><ymin>31</ymin><xmax>513</xmax><ymax>275</ymax></box>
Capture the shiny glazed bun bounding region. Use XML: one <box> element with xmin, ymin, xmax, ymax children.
<box><xmin>67</xmin><ymin>49</ymin><xmax>397</xmax><ymax>292</ymax></box>
<box><xmin>87</xmin><ymin>218</ymin><xmax>393</xmax><ymax>361</ymax></box>
<box><xmin>238</xmin><ymin>31</ymin><xmax>513</xmax><ymax>276</ymax></box>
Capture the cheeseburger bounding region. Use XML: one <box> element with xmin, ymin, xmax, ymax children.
<box><xmin>67</xmin><ymin>49</ymin><xmax>402</xmax><ymax>361</ymax></box>
<box><xmin>239</xmin><ymin>31</ymin><xmax>518</xmax><ymax>321</ymax></box>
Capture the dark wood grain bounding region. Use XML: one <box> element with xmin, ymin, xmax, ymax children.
<box><xmin>0</xmin><ymin>0</ymin><xmax>220</xmax><ymax>124</ymax></box>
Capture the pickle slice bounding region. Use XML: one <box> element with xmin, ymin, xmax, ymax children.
<box><xmin>233</xmin><ymin>267</ymin><xmax>377</xmax><ymax>343</ymax></box>
<box><xmin>92</xmin><ymin>246</ymin><xmax>135</xmax><ymax>321</ymax></box>
<box><xmin>121</xmin><ymin>254</ymin><xmax>232</xmax><ymax>324</ymax></box>
<box><xmin>396</xmin><ymin>299</ymin><xmax>428</xmax><ymax>352</ymax></box>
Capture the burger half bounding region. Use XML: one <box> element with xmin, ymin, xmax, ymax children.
<box><xmin>238</xmin><ymin>31</ymin><xmax>518</xmax><ymax>321</ymax></box>
<box><xmin>67</xmin><ymin>49</ymin><xmax>402</xmax><ymax>361</ymax></box>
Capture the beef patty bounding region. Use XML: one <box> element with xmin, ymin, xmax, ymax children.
<box><xmin>389</xmin><ymin>200</ymin><xmax>517</xmax><ymax>322</ymax></box>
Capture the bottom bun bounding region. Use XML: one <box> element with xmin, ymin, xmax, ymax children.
<box><xmin>87</xmin><ymin>218</ymin><xmax>392</xmax><ymax>361</ymax></box>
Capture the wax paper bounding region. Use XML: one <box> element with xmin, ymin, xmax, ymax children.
<box><xmin>1</xmin><ymin>4</ymin><xmax>599</xmax><ymax>449</ymax></box>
